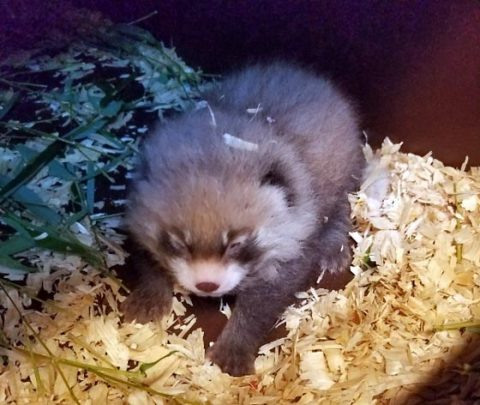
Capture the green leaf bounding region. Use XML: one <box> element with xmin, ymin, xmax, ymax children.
<box><xmin>68</xmin><ymin>118</ymin><xmax>107</xmax><ymax>141</ymax></box>
<box><xmin>1</xmin><ymin>210</ymin><xmax>34</xmax><ymax>238</ymax></box>
<box><xmin>139</xmin><ymin>351</ymin><xmax>178</xmax><ymax>375</ymax></box>
<box><xmin>0</xmin><ymin>119</ymin><xmax>107</xmax><ymax>202</ymax></box>
<box><xmin>1</xmin><ymin>210</ymin><xmax>103</xmax><ymax>269</ymax></box>
<box><xmin>86</xmin><ymin>162</ymin><xmax>95</xmax><ymax>214</ymax></box>
<box><xmin>0</xmin><ymin>175</ymin><xmax>62</xmax><ymax>225</ymax></box>
<box><xmin>15</xmin><ymin>144</ymin><xmax>37</xmax><ymax>161</ymax></box>
<box><xmin>0</xmin><ymin>256</ymin><xmax>36</xmax><ymax>280</ymax></box>
<box><xmin>65</xmin><ymin>208</ymin><xmax>89</xmax><ymax>226</ymax></box>
<box><xmin>0</xmin><ymin>90</ymin><xmax>19</xmax><ymax>120</ymax></box>
<box><xmin>0</xmin><ymin>140</ymin><xmax>65</xmax><ymax>202</ymax></box>
<box><xmin>34</xmin><ymin>233</ymin><xmax>104</xmax><ymax>269</ymax></box>
<box><xmin>0</xmin><ymin>234</ymin><xmax>35</xmax><ymax>256</ymax></box>
<box><xmin>48</xmin><ymin>160</ymin><xmax>76</xmax><ymax>181</ymax></box>
<box><xmin>100</xmin><ymin>100</ymin><xmax>123</xmax><ymax>117</ymax></box>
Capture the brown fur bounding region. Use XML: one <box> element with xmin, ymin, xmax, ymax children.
<box><xmin>122</xmin><ymin>62</ymin><xmax>364</xmax><ymax>376</ymax></box>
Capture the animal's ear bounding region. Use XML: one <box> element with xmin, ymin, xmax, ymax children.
<box><xmin>260</xmin><ymin>162</ymin><xmax>287</xmax><ymax>189</ymax></box>
<box><xmin>260</xmin><ymin>163</ymin><xmax>295</xmax><ymax>206</ymax></box>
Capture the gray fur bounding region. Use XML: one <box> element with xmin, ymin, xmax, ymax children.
<box><xmin>122</xmin><ymin>62</ymin><xmax>364</xmax><ymax>376</ymax></box>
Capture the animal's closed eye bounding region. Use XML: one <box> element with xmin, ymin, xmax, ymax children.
<box><xmin>222</xmin><ymin>229</ymin><xmax>263</xmax><ymax>263</ymax></box>
<box><xmin>222</xmin><ymin>229</ymin><xmax>250</xmax><ymax>256</ymax></box>
<box><xmin>225</xmin><ymin>239</ymin><xmax>246</xmax><ymax>256</ymax></box>
<box><xmin>160</xmin><ymin>229</ymin><xmax>190</xmax><ymax>257</ymax></box>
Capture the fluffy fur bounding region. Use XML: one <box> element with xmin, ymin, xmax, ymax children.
<box><xmin>122</xmin><ymin>62</ymin><xmax>364</xmax><ymax>376</ymax></box>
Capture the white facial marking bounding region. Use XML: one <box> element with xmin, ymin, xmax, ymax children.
<box><xmin>167</xmin><ymin>231</ymin><xmax>185</xmax><ymax>251</ymax></box>
<box><xmin>229</xmin><ymin>232</ymin><xmax>249</xmax><ymax>246</ymax></box>
<box><xmin>169</xmin><ymin>258</ymin><xmax>247</xmax><ymax>297</ymax></box>
<box><xmin>221</xmin><ymin>230</ymin><xmax>229</xmax><ymax>246</ymax></box>
<box><xmin>183</xmin><ymin>230</ymin><xmax>192</xmax><ymax>245</ymax></box>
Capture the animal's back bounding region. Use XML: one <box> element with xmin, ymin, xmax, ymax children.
<box><xmin>206</xmin><ymin>62</ymin><xmax>364</xmax><ymax>212</ymax></box>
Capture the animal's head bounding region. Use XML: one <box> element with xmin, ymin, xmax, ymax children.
<box><xmin>127</xmin><ymin>113</ymin><xmax>317</xmax><ymax>296</ymax></box>
<box><xmin>128</xmin><ymin>160</ymin><xmax>317</xmax><ymax>296</ymax></box>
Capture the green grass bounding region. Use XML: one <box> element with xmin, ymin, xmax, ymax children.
<box><xmin>0</xmin><ymin>23</ymin><xmax>204</xmax><ymax>279</ymax></box>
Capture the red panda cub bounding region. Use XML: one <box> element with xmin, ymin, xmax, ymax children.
<box><xmin>122</xmin><ymin>62</ymin><xmax>364</xmax><ymax>376</ymax></box>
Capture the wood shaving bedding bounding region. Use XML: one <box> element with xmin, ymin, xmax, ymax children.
<box><xmin>0</xmin><ymin>139</ymin><xmax>479</xmax><ymax>404</ymax></box>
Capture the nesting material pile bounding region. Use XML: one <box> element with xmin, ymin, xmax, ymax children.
<box><xmin>1</xmin><ymin>139</ymin><xmax>479</xmax><ymax>404</ymax></box>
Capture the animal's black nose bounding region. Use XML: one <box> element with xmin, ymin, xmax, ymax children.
<box><xmin>196</xmin><ymin>282</ymin><xmax>219</xmax><ymax>293</ymax></box>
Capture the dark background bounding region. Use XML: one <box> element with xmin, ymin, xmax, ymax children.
<box><xmin>2</xmin><ymin>0</ymin><xmax>480</xmax><ymax>166</ymax></box>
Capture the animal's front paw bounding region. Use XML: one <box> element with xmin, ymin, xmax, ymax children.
<box><xmin>121</xmin><ymin>287</ymin><xmax>172</xmax><ymax>323</ymax></box>
<box><xmin>207</xmin><ymin>340</ymin><xmax>256</xmax><ymax>376</ymax></box>
<box><xmin>319</xmin><ymin>246</ymin><xmax>352</xmax><ymax>274</ymax></box>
